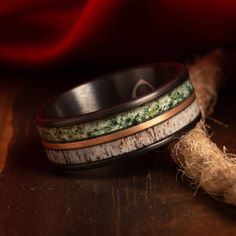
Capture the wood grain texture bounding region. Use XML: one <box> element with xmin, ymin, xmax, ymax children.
<box><xmin>0</xmin><ymin>79</ymin><xmax>20</xmax><ymax>173</ymax></box>
<box><xmin>1</xmin><ymin>76</ymin><xmax>236</xmax><ymax>236</ymax></box>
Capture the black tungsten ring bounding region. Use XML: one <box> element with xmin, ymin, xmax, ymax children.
<box><xmin>35</xmin><ymin>63</ymin><xmax>201</xmax><ymax>170</ymax></box>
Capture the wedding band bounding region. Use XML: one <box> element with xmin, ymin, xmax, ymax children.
<box><xmin>35</xmin><ymin>63</ymin><xmax>201</xmax><ymax>170</ymax></box>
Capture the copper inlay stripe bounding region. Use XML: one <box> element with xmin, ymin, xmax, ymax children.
<box><xmin>42</xmin><ymin>94</ymin><xmax>196</xmax><ymax>150</ymax></box>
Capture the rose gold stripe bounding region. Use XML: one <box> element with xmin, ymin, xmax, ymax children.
<box><xmin>42</xmin><ymin>94</ymin><xmax>196</xmax><ymax>150</ymax></box>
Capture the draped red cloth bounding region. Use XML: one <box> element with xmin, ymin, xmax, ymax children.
<box><xmin>0</xmin><ymin>0</ymin><xmax>236</xmax><ymax>69</ymax></box>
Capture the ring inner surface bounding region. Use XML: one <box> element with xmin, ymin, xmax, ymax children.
<box><xmin>42</xmin><ymin>65</ymin><xmax>178</xmax><ymax>119</ymax></box>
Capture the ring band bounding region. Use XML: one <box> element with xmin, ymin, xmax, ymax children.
<box><xmin>35</xmin><ymin>63</ymin><xmax>201</xmax><ymax>169</ymax></box>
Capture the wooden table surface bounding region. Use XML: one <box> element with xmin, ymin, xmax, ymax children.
<box><xmin>1</xmin><ymin>73</ymin><xmax>236</xmax><ymax>236</ymax></box>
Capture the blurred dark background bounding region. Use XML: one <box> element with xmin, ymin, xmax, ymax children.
<box><xmin>1</xmin><ymin>0</ymin><xmax>236</xmax><ymax>74</ymax></box>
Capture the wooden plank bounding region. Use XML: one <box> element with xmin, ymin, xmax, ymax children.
<box><xmin>0</xmin><ymin>79</ymin><xmax>20</xmax><ymax>173</ymax></box>
<box><xmin>0</xmin><ymin>76</ymin><xmax>236</xmax><ymax>236</ymax></box>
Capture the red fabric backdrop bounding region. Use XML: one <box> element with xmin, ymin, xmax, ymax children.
<box><xmin>0</xmin><ymin>0</ymin><xmax>236</xmax><ymax>69</ymax></box>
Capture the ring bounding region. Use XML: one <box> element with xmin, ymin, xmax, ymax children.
<box><xmin>35</xmin><ymin>63</ymin><xmax>201</xmax><ymax>170</ymax></box>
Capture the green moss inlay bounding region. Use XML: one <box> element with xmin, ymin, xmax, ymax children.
<box><xmin>38</xmin><ymin>79</ymin><xmax>194</xmax><ymax>142</ymax></box>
